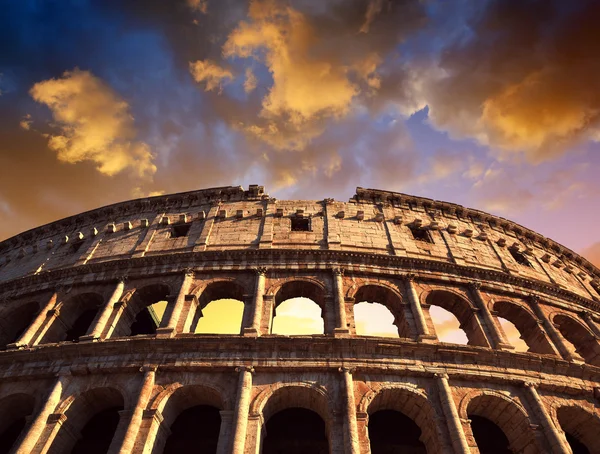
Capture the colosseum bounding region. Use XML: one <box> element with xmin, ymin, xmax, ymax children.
<box><xmin>0</xmin><ymin>184</ymin><xmax>599</xmax><ymax>454</ymax></box>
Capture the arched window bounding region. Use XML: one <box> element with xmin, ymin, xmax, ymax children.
<box><xmin>368</xmin><ymin>410</ymin><xmax>426</xmax><ymax>453</ymax></box>
<box><xmin>428</xmin><ymin>305</ymin><xmax>468</xmax><ymax>344</ymax></box>
<box><xmin>40</xmin><ymin>293</ymin><xmax>104</xmax><ymax>344</ymax></box>
<box><xmin>493</xmin><ymin>301</ymin><xmax>556</xmax><ymax>354</ymax></box>
<box><xmin>263</xmin><ymin>408</ymin><xmax>328</xmax><ymax>454</ymax></box>
<box><xmin>465</xmin><ymin>394</ymin><xmax>539</xmax><ymax>454</ymax></box>
<box><xmin>112</xmin><ymin>284</ymin><xmax>170</xmax><ymax>337</ymax></box>
<box><xmin>353</xmin><ymin>285</ymin><xmax>410</xmax><ymax>338</ymax></box>
<box><xmin>553</xmin><ymin>314</ymin><xmax>600</xmax><ymax>366</ymax></box>
<box><xmin>271</xmin><ymin>281</ymin><xmax>326</xmax><ymax>335</ymax></box>
<box><xmin>426</xmin><ymin>290</ymin><xmax>487</xmax><ymax>346</ymax></box>
<box><xmin>496</xmin><ymin>317</ymin><xmax>529</xmax><ymax>352</ymax></box>
<box><xmin>193</xmin><ymin>281</ymin><xmax>246</xmax><ymax>334</ymax></box>
<box><xmin>156</xmin><ymin>385</ymin><xmax>224</xmax><ymax>454</ymax></box>
<box><xmin>164</xmin><ymin>406</ymin><xmax>221</xmax><ymax>453</ymax></box>
<box><xmin>0</xmin><ymin>302</ymin><xmax>39</xmax><ymax>348</ymax></box>
<box><xmin>0</xmin><ymin>394</ymin><xmax>35</xmax><ymax>454</ymax></box>
<box><xmin>366</xmin><ymin>388</ymin><xmax>442</xmax><ymax>454</ymax></box>
<box><xmin>48</xmin><ymin>387</ymin><xmax>124</xmax><ymax>454</ymax></box>
<box><xmin>556</xmin><ymin>405</ymin><xmax>600</xmax><ymax>454</ymax></box>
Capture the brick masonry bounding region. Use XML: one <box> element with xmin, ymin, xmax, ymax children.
<box><xmin>0</xmin><ymin>185</ymin><xmax>599</xmax><ymax>453</ymax></box>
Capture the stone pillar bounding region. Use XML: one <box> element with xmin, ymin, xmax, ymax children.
<box><xmin>523</xmin><ymin>383</ymin><xmax>570</xmax><ymax>454</ymax></box>
<box><xmin>529</xmin><ymin>296</ymin><xmax>580</xmax><ymax>362</ymax></box>
<box><xmin>118</xmin><ymin>365</ymin><xmax>157</xmax><ymax>454</ymax></box>
<box><xmin>582</xmin><ymin>311</ymin><xmax>600</xmax><ymax>338</ymax></box>
<box><xmin>403</xmin><ymin>274</ymin><xmax>435</xmax><ymax>341</ymax></box>
<box><xmin>157</xmin><ymin>270</ymin><xmax>194</xmax><ymax>337</ymax></box>
<box><xmin>333</xmin><ymin>268</ymin><xmax>350</xmax><ymax>334</ymax></box>
<box><xmin>435</xmin><ymin>373</ymin><xmax>470</xmax><ymax>454</ymax></box>
<box><xmin>137</xmin><ymin>409</ymin><xmax>169</xmax><ymax>454</ymax></box>
<box><xmin>341</xmin><ymin>368</ymin><xmax>360</xmax><ymax>454</ymax></box>
<box><xmin>231</xmin><ymin>366</ymin><xmax>254</xmax><ymax>454</ymax></box>
<box><xmin>355</xmin><ymin>412</ymin><xmax>370</xmax><ymax>454</ymax></box>
<box><xmin>14</xmin><ymin>374</ymin><xmax>68</xmax><ymax>454</ymax></box>
<box><xmin>9</xmin><ymin>292</ymin><xmax>59</xmax><ymax>349</ymax></box>
<box><xmin>80</xmin><ymin>278</ymin><xmax>126</xmax><ymax>342</ymax></box>
<box><xmin>468</xmin><ymin>283</ymin><xmax>510</xmax><ymax>349</ymax></box>
<box><xmin>216</xmin><ymin>410</ymin><xmax>234</xmax><ymax>454</ymax></box>
<box><xmin>244</xmin><ymin>268</ymin><xmax>267</xmax><ymax>336</ymax></box>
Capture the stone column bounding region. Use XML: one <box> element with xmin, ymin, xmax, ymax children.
<box><xmin>468</xmin><ymin>283</ymin><xmax>510</xmax><ymax>349</ymax></box>
<box><xmin>341</xmin><ymin>368</ymin><xmax>360</xmax><ymax>454</ymax></box>
<box><xmin>118</xmin><ymin>366</ymin><xmax>157</xmax><ymax>454</ymax></box>
<box><xmin>9</xmin><ymin>292</ymin><xmax>59</xmax><ymax>349</ymax></box>
<box><xmin>216</xmin><ymin>411</ymin><xmax>234</xmax><ymax>454</ymax></box>
<box><xmin>529</xmin><ymin>296</ymin><xmax>580</xmax><ymax>362</ymax></box>
<box><xmin>523</xmin><ymin>383</ymin><xmax>570</xmax><ymax>454</ymax></box>
<box><xmin>582</xmin><ymin>311</ymin><xmax>600</xmax><ymax>338</ymax></box>
<box><xmin>80</xmin><ymin>278</ymin><xmax>126</xmax><ymax>342</ymax></box>
<box><xmin>244</xmin><ymin>268</ymin><xmax>267</xmax><ymax>336</ymax></box>
<box><xmin>14</xmin><ymin>374</ymin><xmax>68</xmax><ymax>454</ymax></box>
<box><xmin>157</xmin><ymin>270</ymin><xmax>194</xmax><ymax>337</ymax></box>
<box><xmin>435</xmin><ymin>373</ymin><xmax>470</xmax><ymax>454</ymax></box>
<box><xmin>333</xmin><ymin>268</ymin><xmax>350</xmax><ymax>334</ymax></box>
<box><xmin>355</xmin><ymin>412</ymin><xmax>370</xmax><ymax>454</ymax></box>
<box><xmin>231</xmin><ymin>366</ymin><xmax>254</xmax><ymax>454</ymax></box>
<box><xmin>403</xmin><ymin>274</ymin><xmax>435</xmax><ymax>341</ymax></box>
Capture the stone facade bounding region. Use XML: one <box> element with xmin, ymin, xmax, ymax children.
<box><xmin>0</xmin><ymin>185</ymin><xmax>599</xmax><ymax>453</ymax></box>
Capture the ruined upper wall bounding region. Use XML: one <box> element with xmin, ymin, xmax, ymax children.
<box><xmin>0</xmin><ymin>185</ymin><xmax>599</xmax><ymax>302</ymax></box>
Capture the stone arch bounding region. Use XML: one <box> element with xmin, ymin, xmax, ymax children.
<box><xmin>48</xmin><ymin>386</ymin><xmax>125</xmax><ymax>454</ymax></box>
<box><xmin>553</xmin><ymin>403</ymin><xmax>600</xmax><ymax>453</ymax></box>
<box><xmin>40</xmin><ymin>292</ymin><xmax>105</xmax><ymax>344</ymax></box>
<box><xmin>351</xmin><ymin>284</ymin><xmax>413</xmax><ymax>338</ymax></box>
<box><xmin>151</xmin><ymin>381</ymin><xmax>232</xmax><ymax>415</ymax></box>
<box><xmin>0</xmin><ymin>301</ymin><xmax>40</xmax><ymax>348</ymax></box>
<box><xmin>424</xmin><ymin>289</ymin><xmax>488</xmax><ymax>347</ymax></box>
<box><xmin>0</xmin><ymin>393</ymin><xmax>35</xmax><ymax>453</ymax></box>
<box><xmin>191</xmin><ymin>279</ymin><xmax>248</xmax><ymax>334</ymax></box>
<box><xmin>552</xmin><ymin>313</ymin><xmax>600</xmax><ymax>365</ymax></box>
<box><xmin>252</xmin><ymin>382</ymin><xmax>333</xmax><ymax>454</ymax></box>
<box><xmin>113</xmin><ymin>283</ymin><xmax>171</xmax><ymax>337</ymax></box>
<box><xmin>493</xmin><ymin>300</ymin><xmax>556</xmax><ymax>354</ymax></box>
<box><xmin>460</xmin><ymin>390</ymin><xmax>540</xmax><ymax>454</ymax></box>
<box><xmin>361</xmin><ymin>384</ymin><xmax>443</xmax><ymax>454</ymax></box>
<box><xmin>270</xmin><ymin>279</ymin><xmax>329</xmax><ymax>334</ymax></box>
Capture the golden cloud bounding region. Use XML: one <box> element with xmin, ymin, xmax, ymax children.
<box><xmin>30</xmin><ymin>69</ymin><xmax>156</xmax><ymax>178</ymax></box>
<box><xmin>189</xmin><ymin>60</ymin><xmax>233</xmax><ymax>92</ymax></box>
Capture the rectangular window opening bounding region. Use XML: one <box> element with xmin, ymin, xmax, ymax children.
<box><xmin>410</xmin><ymin>226</ymin><xmax>433</xmax><ymax>243</ymax></box>
<box><xmin>291</xmin><ymin>217</ymin><xmax>310</xmax><ymax>232</ymax></box>
<box><xmin>509</xmin><ymin>248</ymin><xmax>532</xmax><ymax>267</ymax></box>
<box><xmin>71</xmin><ymin>241</ymin><xmax>85</xmax><ymax>253</ymax></box>
<box><xmin>171</xmin><ymin>223</ymin><xmax>191</xmax><ymax>238</ymax></box>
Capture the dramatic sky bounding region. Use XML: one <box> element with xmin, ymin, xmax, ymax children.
<box><xmin>2</xmin><ymin>0</ymin><xmax>600</xmax><ymax>270</ymax></box>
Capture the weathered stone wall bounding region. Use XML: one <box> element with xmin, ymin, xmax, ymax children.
<box><xmin>0</xmin><ymin>185</ymin><xmax>599</xmax><ymax>453</ymax></box>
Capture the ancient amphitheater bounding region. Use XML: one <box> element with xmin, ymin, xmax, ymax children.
<box><xmin>0</xmin><ymin>184</ymin><xmax>599</xmax><ymax>454</ymax></box>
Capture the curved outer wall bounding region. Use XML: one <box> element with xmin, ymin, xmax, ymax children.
<box><xmin>0</xmin><ymin>184</ymin><xmax>600</xmax><ymax>453</ymax></box>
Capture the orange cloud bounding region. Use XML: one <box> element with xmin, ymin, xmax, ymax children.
<box><xmin>189</xmin><ymin>60</ymin><xmax>233</xmax><ymax>92</ymax></box>
<box><xmin>30</xmin><ymin>69</ymin><xmax>156</xmax><ymax>178</ymax></box>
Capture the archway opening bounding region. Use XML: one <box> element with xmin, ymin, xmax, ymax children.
<box><xmin>429</xmin><ymin>305</ymin><xmax>468</xmax><ymax>344</ymax></box>
<box><xmin>556</xmin><ymin>405</ymin><xmax>600</xmax><ymax>454</ymax></box>
<box><xmin>426</xmin><ymin>290</ymin><xmax>487</xmax><ymax>346</ymax></box>
<box><xmin>126</xmin><ymin>284</ymin><xmax>170</xmax><ymax>337</ymax></box>
<box><xmin>497</xmin><ymin>317</ymin><xmax>529</xmax><ymax>352</ymax></box>
<box><xmin>368</xmin><ymin>409</ymin><xmax>426</xmax><ymax>453</ymax></box>
<box><xmin>65</xmin><ymin>308</ymin><xmax>98</xmax><ymax>342</ymax></box>
<box><xmin>353</xmin><ymin>285</ymin><xmax>410</xmax><ymax>338</ymax></box>
<box><xmin>195</xmin><ymin>299</ymin><xmax>244</xmax><ymax>334</ymax></box>
<box><xmin>469</xmin><ymin>415</ymin><xmax>511</xmax><ymax>454</ymax></box>
<box><xmin>271</xmin><ymin>298</ymin><xmax>324</xmax><ymax>334</ymax></box>
<box><xmin>263</xmin><ymin>408</ymin><xmax>328</xmax><ymax>454</ymax></box>
<box><xmin>0</xmin><ymin>394</ymin><xmax>34</xmax><ymax>454</ymax></box>
<box><xmin>554</xmin><ymin>315</ymin><xmax>600</xmax><ymax>365</ymax></box>
<box><xmin>0</xmin><ymin>302</ymin><xmax>39</xmax><ymax>348</ymax></box>
<box><xmin>193</xmin><ymin>281</ymin><xmax>247</xmax><ymax>334</ymax></box>
<box><xmin>41</xmin><ymin>293</ymin><xmax>104</xmax><ymax>344</ymax></box>
<box><xmin>164</xmin><ymin>405</ymin><xmax>221</xmax><ymax>454</ymax></box>
<box><xmin>70</xmin><ymin>407</ymin><xmax>122</xmax><ymax>454</ymax></box>
<box><xmin>354</xmin><ymin>302</ymin><xmax>399</xmax><ymax>338</ymax></box>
